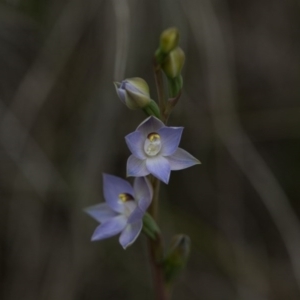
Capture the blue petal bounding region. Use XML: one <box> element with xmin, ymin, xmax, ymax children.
<box><xmin>119</xmin><ymin>221</ymin><xmax>143</xmax><ymax>249</ymax></box>
<box><xmin>127</xmin><ymin>177</ymin><xmax>153</xmax><ymax>223</ymax></box>
<box><xmin>124</xmin><ymin>78</ymin><xmax>149</xmax><ymax>96</ymax></box>
<box><xmin>136</xmin><ymin>116</ymin><xmax>165</xmax><ymax>136</ymax></box>
<box><xmin>133</xmin><ymin>177</ymin><xmax>153</xmax><ymax>211</ymax></box>
<box><xmin>84</xmin><ymin>203</ymin><xmax>117</xmax><ymax>223</ymax></box>
<box><xmin>127</xmin><ymin>206</ymin><xmax>145</xmax><ymax>224</ymax></box>
<box><xmin>103</xmin><ymin>174</ymin><xmax>134</xmax><ymax>213</ymax></box>
<box><xmin>115</xmin><ymin>85</ymin><xmax>126</xmax><ymax>105</ymax></box>
<box><xmin>158</xmin><ymin>127</ymin><xmax>183</xmax><ymax>156</ymax></box>
<box><xmin>124</xmin><ymin>82</ymin><xmax>142</xmax><ymax>94</ymax></box>
<box><xmin>120</xmin><ymin>81</ymin><xmax>126</xmax><ymax>89</ymax></box>
<box><xmin>122</xmin><ymin>200</ymin><xmax>137</xmax><ymax>216</ymax></box>
<box><xmin>91</xmin><ymin>215</ymin><xmax>127</xmax><ymax>241</ymax></box>
<box><xmin>127</xmin><ymin>155</ymin><xmax>149</xmax><ymax>177</ymax></box>
<box><xmin>146</xmin><ymin>156</ymin><xmax>171</xmax><ymax>184</ymax></box>
<box><xmin>167</xmin><ymin>148</ymin><xmax>200</xmax><ymax>170</ymax></box>
<box><xmin>125</xmin><ymin>131</ymin><xmax>146</xmax><ymax>159</ymax></box>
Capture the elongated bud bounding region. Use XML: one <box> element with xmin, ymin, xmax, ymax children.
<box><xmin>160</xmin><ymin>27</ymin><xmax>179</xmax><ymax>54</ymax></box>
<box><xmin>162</xmin><ymin>47</ymin><xmax>185</xmax><ymax>79</ymax></box>
<box><xmin>114</xmin><ymin>77</ymin><xmax>151</xmax><ymax>109</ymax></box>
<box><xmin>142</xmin><ymin>100</ymin><xmax>161</xmax><ymax>119</ymax></box>
<box><xmin>163</xmin><ymin>234</ymin><xmax>191</xmax><ymax>283</ymax></box>
<box><xmin>142</xmin><ymin>212</ymin><xmax>161</xmax><ymax>240</ymax></box>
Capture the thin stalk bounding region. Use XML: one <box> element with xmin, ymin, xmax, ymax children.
<box><xmin>148</xmin><ymin>176</ymin><xmax>160</xmax><ymax>219</ymax></box>
<box><xmin>148</xmin><ymin>175</ymin><xmax>170</xmax><ymax>300</ymax></box>
<box><xmin>148</xmin><ymin>236</ymin><xmax>170</xmax><ymax>300</ymax></box>
<box><xmin>153</xmin><ymin>59</ymin><xmax>166</xmax><ymax>121</ymax></box>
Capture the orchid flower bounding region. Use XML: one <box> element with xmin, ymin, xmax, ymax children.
<box><xmin>126</xmin><ymin>116</ymin><xmax>200</xmax><ymax>184</ymax></box>
<box><xmin>85</xmin><ymin>174</ymin><xmax>153</xmax><ymax>249</ymax></box>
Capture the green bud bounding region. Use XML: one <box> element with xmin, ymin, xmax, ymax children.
<box><xmin>168</xmin><ymin>75</ymin><xmax>183</xmax><ymax>98</ymax></box>
<box><xmin>163</xmin><ymin>234</ymin><xmax>191</xmax><ymax>283</ymax></box>
<box><xmin>160</xmin><ymin>27</ymin><xmax>179</xmax><ymax>54</ymax></box>
<box><xmin>162</xmin><ymin>47</ymin><xmax>185</xmax><ymax>79</ymax></box>
<box><xmin>142</xmin><ymin>100</ymin><xmax>161</xmax><ymax>119</ymax></box>
<box><xmin>142</xmin><ymin>212</ymin><xmax>161</xmax><ymax>240</ymax></box>
<box><xmin>114</xmin><ymin>77</ymin><xmax>152</xmax><ymax>109</ymax></box>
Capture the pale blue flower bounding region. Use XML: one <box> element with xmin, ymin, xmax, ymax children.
<box><xmin>126</xmin><ymin>116</ymin><xmax>200</xmax><ymax>184</ymax></box>
<box><xmin>85</xmin><ymin>174</ymin><xmax>153</xmax><ymax>249</ymax></box>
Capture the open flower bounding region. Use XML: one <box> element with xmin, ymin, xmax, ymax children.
<box><xmin>126</xmin><ymin>116</ymin><xmax>200</xmax><ymax>184</ymax></box>
<box><xmin>84</xmin><ymin>174</ymin><xmax>153</xmax><ymax>249</ymax></box>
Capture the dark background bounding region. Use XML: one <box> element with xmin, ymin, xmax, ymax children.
<box><xmin>1</xmin><ymin>0</ymin><xmax>300</xmax><ymax>299</ymax></box>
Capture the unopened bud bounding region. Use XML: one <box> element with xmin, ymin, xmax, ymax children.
<box><xmin>114</xmin><ymin>77</ymin><xmax>151</xmax><ymax>109</ymax></box>
<box><xmin>160</xmin><ymin>27</ymin><xmax>179</xmax><ymax>54</ymax></box>
<box><xmin>163</xmin><ymin>234</ymin><xmax>191</xmax><ymax>283</ymax></box>
<box><xmin>142</xmin><ymin>212</ymin><xmax>161</xmax><ymax>240</ymax></box>
<box><xmin>142</xmin><ymin>100</ymin><xmax>161</xmax><ymax>119</ymax></box>
<box><xmin>162</xmin><ymin>47</ymin><xmax>185</xmax><ymax>79</ymax></box>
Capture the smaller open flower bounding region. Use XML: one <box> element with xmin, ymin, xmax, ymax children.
<box><xmin>126</xmin><ymin>116</ymin><xmax>200</xmax><ymax>184</ymax></box>
<box><xmin>84</xmin><ymin>174</ymin><xmax>153</xmax><ymax>249</ymax></box>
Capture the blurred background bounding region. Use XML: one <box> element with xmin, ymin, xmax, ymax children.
<box><xmin>0</xmin><ymin>0</ymin><xmax>300</xmax><ymax>299</ymax></box>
